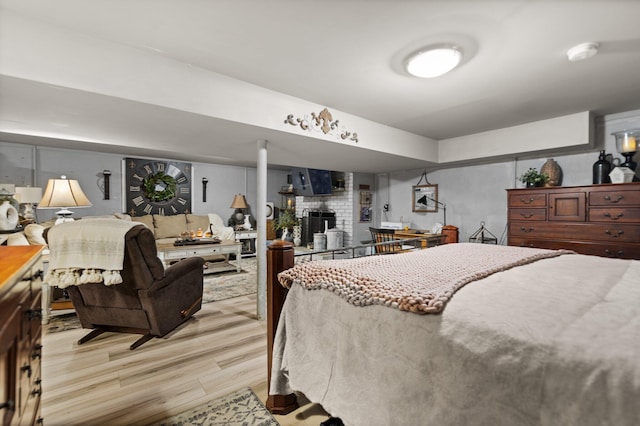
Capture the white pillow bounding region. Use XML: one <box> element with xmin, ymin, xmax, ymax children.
<box><xmin>7</xmin><ymin>232</ymin><xmax>30</xmax><ymax>246</ymax></box>
<box><xmin>24</xmin><ymin>223</ymin><xmax>47</xmax><ymax>245</ymax></box>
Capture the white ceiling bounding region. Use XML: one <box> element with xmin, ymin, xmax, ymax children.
<box><xmin>1</xmin><ymin>0</ymin><xmax>640</xmax><ymax>172</ymax></box>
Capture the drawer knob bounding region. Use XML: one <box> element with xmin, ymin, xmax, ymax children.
<box><xmin>520</xmin><ymin>197</ymin><xmax>535</xmax><ymax>204</ymax></box>
<box><xmin>604</xmin><ymin>212</ymin><xmax>624</xmax><ymax>220</ymax></box>
<box><xmin>603</xmin><ymin>195</ymin><xmax>624</xmax><ymax>203</ymax></box>
<box><xmin>519</xmin><ymin>226</ymin><xmax>535</xmax><ymax>233</ymax></box>
<box><xmin>604</xmin><ymin>249</ymin><xmax>624</xmax><ymax>257</ymax></box>
<box><xmin>604</xmin><ymin>229</ymin><xmax>624</xmax><ymax>238</ymax></box>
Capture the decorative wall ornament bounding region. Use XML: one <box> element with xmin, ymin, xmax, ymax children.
<box><xmin>284</xmin><ymin>107</ymin><xmax>359</xmax><ymax>143</ymax></box>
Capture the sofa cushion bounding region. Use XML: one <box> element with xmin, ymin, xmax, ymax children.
<box><xmin>153</xmin><ymin>214</ymin><xmax>188</xmax><ymax>239</ymax></box>
<box><xmin>7</xmin><ymin>231</ymin><xmax>29</xmax><ymax>246</ymax></box>
<box><xmin>24</xmin><ymin>223</ymin><xmax>47</xmax><ymax>245</ymax></box>
<box><xmin>186</xmin><ymin>214</ymin><xmax>210</xmax><ymax>233</ymax></box>
<box><xmin>131</xmin><ymin>215</ymin><xmax>155</xmax><ymax>235</ymax></box>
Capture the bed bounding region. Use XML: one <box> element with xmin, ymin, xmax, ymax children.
<box><xmin>266</xmin><ymin>243</ymin><xmax>640</xmax><ymax>426</ymax></box>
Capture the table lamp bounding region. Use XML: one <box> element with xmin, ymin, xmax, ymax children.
<box><xmin>15</xmin><ymin>186</ymin><xmax>43</xmax><ymax>222</ymax></box>
<box><xmin>229</xmin><ymin>194</ymin><xmax>249</xmax><ymax>228</ymax></box>
<box><xmin>38</xmin><ymin>176</ymin><xmax>92</xmax><ymax>224</ymax></box>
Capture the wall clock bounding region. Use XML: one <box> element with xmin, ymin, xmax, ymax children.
<box><xmin>123</xmin><ymin>157</ymin><xmax>192</xmax><ymax>216</ymax></box>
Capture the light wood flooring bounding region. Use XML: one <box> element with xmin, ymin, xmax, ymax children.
<box><xmin>42</xmin><ymin>293</ymin><xmax>330</xmax><ymax>425</ymax></box>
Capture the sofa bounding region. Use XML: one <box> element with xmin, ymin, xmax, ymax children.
<box><xmin>5</xmin><ymin>212</ymin><xmax>235</xmax><ymax>248</ymax></box>
<box><xmin>130</xmin><ymin>213</ymin><xmax>235</xmax><ymax>244</ymax></box>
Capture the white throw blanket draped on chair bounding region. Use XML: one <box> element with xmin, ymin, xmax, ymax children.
<box><xmin>45</xmin><ymin>218</ymin><xmax>140</xmax><ymax>288</ymax></box>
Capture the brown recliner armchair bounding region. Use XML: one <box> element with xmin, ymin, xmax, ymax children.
<box><xmin>46</xmin><ymin>224</ymin><xmax>204</xmax><ymax>350</ymax></box>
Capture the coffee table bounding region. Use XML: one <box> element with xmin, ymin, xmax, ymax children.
<box><xmin>156</xmin><ymin>239</ymin><xmax>242</xmax><ymax>274</ymax></box>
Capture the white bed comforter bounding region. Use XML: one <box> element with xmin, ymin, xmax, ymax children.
<box><xmin>270</xmin><ymin>250</ymin><xmax>640</xmax><ymax>426</ymax></box>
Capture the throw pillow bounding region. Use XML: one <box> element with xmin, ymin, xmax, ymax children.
<box><xmin>24</xmin><ymin>223</ymin><xmax>47</xmax><ymax>245</ymax></box>
<box><xmin>186</xmin><ymin>214</ymin><xmax>210</xmax><ymax>233</ymax></box>
<box><xmin>131</xmin><ymin>215</ymin><xmax>155</xmax><ymax>235</ymax></box>
<box><xmin>153</xmin><ymin>214</ymin><xmax>188</xmax><ymax>239</ymax></box>
<box><xmin>7</xmin><ymin>231</ymin><xmax>30</xmax><ymax>246</ymax></box>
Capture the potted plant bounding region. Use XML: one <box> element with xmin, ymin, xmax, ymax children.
<box><xmin>519</xmin><ymin>168</ymin><xmax>549</xmax><ymax>187</ymax></box>
<box><xmin>273</xmin><ymin>210</ymin><xmax>298</xmax><ymax>241</ymax></box>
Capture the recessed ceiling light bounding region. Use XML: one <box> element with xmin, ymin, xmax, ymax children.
<box><xmin>406</xmin><ymin>46</ymin><xmax>462</xmax><ymax>78</ymax></box>
<box><xmin>566</xmin><ymin>42</ymin><xmax>599</xmax><ymax>62</ymax></box>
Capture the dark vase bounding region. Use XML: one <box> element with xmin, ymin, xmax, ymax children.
<box><xmin>592</xmin><ymin>150</ymin><xmax>612</xmax><ymax>184</ymax></box>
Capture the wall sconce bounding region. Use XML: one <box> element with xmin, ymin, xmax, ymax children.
<box><xmin>202</xmin><ymin>177</ymin><xmax>208</xmax><ymax>202</ymax></box>
<box><xmin>103</xmin><ymin>170</ymin><xmax>111</xmax><ymax>200</ymax></box>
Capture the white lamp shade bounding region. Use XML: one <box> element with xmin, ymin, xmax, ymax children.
<box><xmin>15</xmin><ymin>186</ymin><xmax>43</xmax><ymax>204</ymax></box>
<box><xmin>39</xmin><ymin>178</ymin><xmax>92</xmax><ymax>208</ymax></box>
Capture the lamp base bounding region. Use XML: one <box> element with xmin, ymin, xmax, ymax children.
<box><xmin>55</xmin><ymin>208</ymin><xmax>75</xmax><ymax>225</ymax></box>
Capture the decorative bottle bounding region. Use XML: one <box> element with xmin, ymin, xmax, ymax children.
<box><xmin>592</xmin><ymin>150</ymin><xmax>612</xmax><ymax>184</ymax></box>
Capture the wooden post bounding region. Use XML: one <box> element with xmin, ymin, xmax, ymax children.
<box><xmin>266</xmin><ymin>240</ymin><xmax>298</xmax><ymax>414</ymax></box>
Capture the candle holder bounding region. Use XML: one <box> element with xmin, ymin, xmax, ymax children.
<box><xmin>612</xmin><ymin>129</ymin><xmax>639</xmax><ymax>181</ymax></box>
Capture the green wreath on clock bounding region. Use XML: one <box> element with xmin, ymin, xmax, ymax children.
<box><xmin>143</xmin><ymin>172</ymin><xmax>177</xmax><ymax>202</ymax></box>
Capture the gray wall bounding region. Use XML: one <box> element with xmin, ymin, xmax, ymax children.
<box><xmin>0</xmin><ymin>142</ymin><xmax>289</xmax><ymax>224</ymax></box>
<box><xmin>2</xmin><ymin>109</ymin><xmax>638</xmax><ymax>241</ymax></box>
<box><xmin>374</xmin><ymin>110</ymin><xmax>640</xmax><ymax>243</ymax></box>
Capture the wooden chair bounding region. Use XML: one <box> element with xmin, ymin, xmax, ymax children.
<box><xmin>369</xmin><ymin>227</ymin><xmax>404</xmax><ymax>254</ymax></box>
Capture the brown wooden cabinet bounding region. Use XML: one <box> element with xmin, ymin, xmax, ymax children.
<box><xmin>507</xmin><ymin>183</ymin><xmax>640</xmax><ymax>259</ymax></box>
<box><xmin>0</xmin><ymin>246</ymin><xmax>44</xmax><ymax>426</ymax></box>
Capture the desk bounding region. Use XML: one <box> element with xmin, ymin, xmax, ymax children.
<box><xmin>393</xmin><ymin>230</ymin><xmax>445</xmax><ymax>248</ymax></box>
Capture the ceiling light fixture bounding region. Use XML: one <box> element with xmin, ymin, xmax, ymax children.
<box><xmin>566</xmin><ymin>42</ymin><xmax>599</xmax><ymax>62</ymax></box>
<box><xmin>406</xmin><ymin>46</ymin><xmax>462</xmax><ymax>78</ymax></box>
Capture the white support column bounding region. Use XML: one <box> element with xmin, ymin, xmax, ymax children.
<box><xmin>256</xmin><ymin>139</ymin><xmax>268</xmax><ymax>320</ymax></box>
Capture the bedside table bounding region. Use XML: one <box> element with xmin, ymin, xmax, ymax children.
<box><xmin>235</xmin><ymin>229</ymin><xmax>257</xmax><ymax>257</ymax></box>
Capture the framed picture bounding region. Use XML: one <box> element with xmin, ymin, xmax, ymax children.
<box><xmin>412</xmin><ymin>184</ymin><xmax>438</xmax><ymax>212</ymax></box>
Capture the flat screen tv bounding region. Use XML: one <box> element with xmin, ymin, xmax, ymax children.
<box><xmin>291</xmin><ymin>167</ymin><xmax>333</xmax><ymax>196</ymax></box>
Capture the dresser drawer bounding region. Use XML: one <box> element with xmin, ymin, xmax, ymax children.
<box><xmin>589</xmin><ymin>207</ymin><xmax>640</xmax><ymax>223</ymax></box>
<box><xmin>508</xmin><ymin>208</ymin><xmax>547</xmax><ymax>221</ymax></box>
<box><xmin>186</xmin><ymin>246</ymin><xmax>221</xmax><ymax>256</ymax></box>
<box><xmin>589</xmin><ymin>187</ymin><xmax>640</xmax><ymax>206</ymax></box>
<box><xmin>509</xmin><ymin>222</ymin><xmax>640</xmax><ymax>243</ymax></box>
<box><xmin>509</xmin><ymin>238</ymin><xmax>640</xmax><ymax>259</ymax></box>
<box><xmin>508</xmin><ymin>193</ymin><xmax>546</xmax><ymax>207</ymax></box>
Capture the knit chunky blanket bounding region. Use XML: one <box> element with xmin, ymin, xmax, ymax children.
<box><xmin>278</xmin><ymin>243</ymin><xmax>572</xmax><ymax>314</ymax></box>
<box><xmin>45</xmin><ymin>218</ymin><xmax>140</xmax><ymax>288</ymax></box>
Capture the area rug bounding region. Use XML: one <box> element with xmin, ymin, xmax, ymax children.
<box><xmin>45</xmin><ymin>258</ymin><xmax>256</xmax><ymax>334</ymax></box>
<box><xmin>149</xmin><ymin>387</ymin><xmax>279</xmax><ymax>426</ymax></box>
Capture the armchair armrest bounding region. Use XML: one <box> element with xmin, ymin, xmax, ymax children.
<box><xmin>150</xmin><ymin>256</ymin><xmax>204</xmax><ymax>291</ymax></box>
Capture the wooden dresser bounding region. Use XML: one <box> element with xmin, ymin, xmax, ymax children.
<box><xmin>1</xmin><ymin>246</ymin><xmax>44</xmax><ymax>426</ymax></box>
<box><xmin>507</xmin><ymin>182</ymin><xmax>640</xmax><ymax>259</ymax></box>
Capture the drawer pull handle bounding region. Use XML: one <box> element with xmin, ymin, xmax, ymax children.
<box><xmin>519</xmin><ymin>227</ymin><xmax>534</xmax><ymax>233</ymax></box>
<box><xmin>0</xmin><ymin>400</ymin><xmax>15</xmax><ymax>411</ymax></box>
<box><xmin>603</xmin><ymin>195</ymin><xmax>624</xmax><ymax>203</ymax></box>
<box><xmin>605</xmin><ymin>229</ymin><xmax>624</xmax><ymax>238</ymax></box>
<box><xmin>604</xmin><ymin>212</ymin><xmax>624</xmax><ymax>220</ymax></box>
<box><xmin>520</xmin><ymin>197</ymin><xmax>535</xmax><ymax>204</ymax></box>
<box><xmin>21</xmin><ymin>364</ymin><xmax>32</xmax><ymax>378</ymax></box>
<box><xmin>520</xmin><ymin>212</ymin><xmax>535</xmax><ymax>218</ymax></box>
<box><xmin>604</xmin><ymin>249</ymin><xmax>624</xmax><ymax>257</ymax></box>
